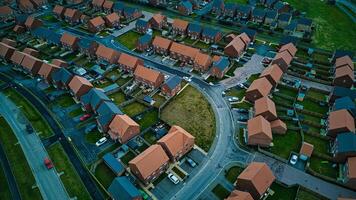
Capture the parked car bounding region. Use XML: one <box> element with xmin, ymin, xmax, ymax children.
<box><xmin>168</xmin><ymin>173</ymin><xmax>180</xmax><ymax>184</ymax></box>
<box><xmin>290</xmin><ymin>155</ymin><xmax>298</xmax><ymax>165</ymax></box>
<box><xmin>80</xmin><ymin>114</ymin><xmax>91</xmax><ymax>121</ymax></box>
<box><xmin>26</xmin><ymin>124</ymin><xmax>34</xmax><ymax>134</ymax></box>
<box><xmin>186</xmin><ymin>157</ymin><xmax>197</xmax><ymax>168</ymax></box>
<box><xmin>234</xmin><ymin>108</ymin><xmax>248</xmax><ymax>113</ymax></box>
<box><xmin>228</xmin><ymin>97</ymin><xmax>239</xmax><ymax>102</ymax></box>
<box><xmin>44</xmin><ymin>158</ymin><xmax>53</xmax><ymax>169</ymax></box>
<box><xmin>95</xmin><ymin>137</ymin><xmax>108</xmax><ymax>147</ymax></box>
<box><xmin>237</xmin><ymin>116</ymin><xmax>248</xmax><ymax>122</ymax></box>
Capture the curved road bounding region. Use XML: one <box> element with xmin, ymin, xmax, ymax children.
<box><xmin>0</xmin><ymin>74</ymin><xmax>104</xmax><ymax>200</ymax></box>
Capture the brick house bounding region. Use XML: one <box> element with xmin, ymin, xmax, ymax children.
<box><xmin>24</xmin><ymin>16</ymin><xmax>43</xmax><ymax>30</ymax></box>
<box><xmin>172</xmin><ymin>19</ymin><xmax>189</xmax><ymax>36</ymax></box>
<box><xmin>53</xmin><ymin>5</ymin><xmax>65</xmax><ymax>19</ymax></box>
<box><xmin>134</xmin><ymin>65</ymin><xmax>165</xmax><ymax>88</ymax></box>
<box><xmin>341</xmin><ymin>157</ymin><xmax>356</xmax><ymax>190</ymax></box>
<box><xmin>193</xmin><ymin>52</ymin><xmax>212</xmax><ymax>72</ymax></box>
<box><xmin>334</xmin><ymin>66</ymin><xmax>354</xmax><ymax>88</ymax></box>
<box><xmin>251</xmin><ymin>8</ymin><xmax>266</xmax><ymax>23</ymax></box>
<box><xmin>201</xmin><ymin>27</ymin><xmax>222</xmax><ymax>44</ymax></box>
<box><xmin>123</xmin><ymin>7</ymin><xmax>142</xmax><ymax>21</ymax></box>
<box><xmin>264</xmin><ymin>10</ymin><xmax>278</xmax><ymax>26</ymax></box>
<box><xmin>158</xmin><ymin>125</ymin><xmax>195</xmax><ymax>162</ymax></box>
<box><xmin>68</xmin><ymin>75</ymin><xmax>93</xmax><ymax>101</ymax></box>
<box><xmin>236</xmin><ymin>5</ymin><xmax>252</xmax><ymax>20</ymax></box>
<box><xmin>103</xmin><ymin>0</ymin><xmax>114</xmax><ymax>13</ymax></box>
<box><xmin>328</xmin><ymin>109</ymin><xmax>355</xmax><ymax>138</ymax></box>
<box><xmin>331</xmin><ymin>132</ymin><xmax>356</xmax><ymax>163</ymax></box>
<box><xmin>224</xmin><ymin>33</ymin><xmax>251</xmax><ymax>58</ymax></box>
<box><xmin>0</xmin><ymin>42</ymin><xmax>15</xmax><ymax>61</ymax></box>
<box><xmin>38</xmin><ymin>62</ymin><xmax>60</xmax><ymax>83</ymax></box>
<box><xmin>259</xmin><ymin>64</ymin><xmax>283</xmax><ymax>87</ymax></box>
<box><xmin>270</xmin><ymin>119</ymin><xmax>287</xmax><ymax>134</ymax></box>
<box><xmin>187</xmin><ymin>23</ymin><xmax>202</xmax><ymax>40</ymax></box>
<box><xmin>118</xmin><ymin>53</ymin><xmax>144</xmax><ymax>73</ymax></box>
<box><xmin>245</xmin><ymin>77</ymin><xmax>272</xmax><ymax>102</ymax></box>
<box><xmin>0</xmin><ymin>6</ymin><xmax>13</xmax><ymax>22</ymax></box>
<box><xmin>63</xmin><ymin>8</ymin><xmax>82</xmax><ymax>25</ymax></box>
<box><xmin>80</xmin><ymin>88</ymin><xmax>110</xmax><ymax>112</ymax></box>
<box><xmin>235</xmin><ymin>162</ymin><xmax>275</xmax><ymax>199</ymax></box>
<box><xmin>169</xmin><ymin>42</ymin><xmax>199</xmax><ymax>64</ymax></box>
<box><xmin>247</xmin><ymin>116</ymin><xmax>272</xmax><ymax>147</ymax></box>
<box><xmin>97</xmin><ymin>101</ymin><xmax>123</xmax><ymax>133</ymax></box>
<box><xmin>271</xmin><ymin>51</ymin><xmax>293</xmax><ymax>72</ymax></box>
<box><xmin>135</xmin><ymin>19</ymin><xmax>151</xmax><ymax>34</ymax></box>
<box><xmin>136</xmin><ymin>34</ymin><xmax>152</xmax><ymax>52</ymax></box>
<box><xmin>161</xmin><ymin>75</ymin><xmax>182</xmax><ymax>97</ymax></box>
<box><xmin>254</xmin><ymin>96</ymin><xmax>278</xmax><ymax>121</ymax></box>
<box><xmin>223</xmin><ymin>3</ymin><xmax>236</xmax><ymax>18</ymax></box>
<box><xmin>19</xmin><ymin>0</ymin><xmax>36</xmax><ymax>13</ymax></box>
<box><xmin>210</xmin><ymin>56</ymin><xmax>230</xmax><ymax>79</ymax></box>
<box><xmin>104</xmin><ymin>12</ymin><xmax>120</xmax><ymax>28</ymax></box>
<box><xmin>95</xmin><ymin>45</ymin><xmax>120</xmax><ymax>64</ymax></box>
<box><xmin>178</xmin><ymin>0</ymin><xmax>193</xmax><ymax>16</ymax></box>
<box><xmin>60</xmin><ymin>32</ymin><xmax>79</xmax><ymax>51</ymax></box>
<box><xmin>78</xmin><ymin>38</ymin><xmax>99</xmax><ymax>58</ymax></box>
<box><xmin>88</xmin><ymin>16</ymin><xmax>106</xmax><ymax>33</ymax></box>
<box><xmin>152</xmin><ymin>36</ymin><xmax>172</xmax><ymax>55</ymax></box>
<box><xmin>20</xmin><ymin>54</ymin><xmax>43</xmax><ymax>75</ymax></box>
<box><xmin>108</xmin><ymin>114</ymin><xmax>140</xmax><ymax>143</ymax></box>
<box><xmin>278</xmin><ymin>42</ymin><xmax>297</xmax><ymax>57</ymax></box>
<box><xmin>51</xmin><ymin>68</ymin><xmax>73</xmax><ymax>89</ymax></box>
<box><xmin>149</xmin><ymin>13</ymin><xmax>167</xmax><ymax>30</ymax></box>
<box><xmin>92</xmin><ymin>0</ymin><xmax>105</xmax><ymax>10</ymax></box>
<box><xmin>129</xmin><ymin>145</ymin><xmax>169</xmax><ymax>184</ymax></box>
<box><xmin>10</xmin><ymin>51</ymin><xmax>26</xmax><ymax>67</ymax></box>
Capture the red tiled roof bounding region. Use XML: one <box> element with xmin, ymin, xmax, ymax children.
<box><xmin>68</xmin><ymin>75</ymin><xmax>93</xmax><ymax>95</ymax></box>
<box><xmin>152</xmin><ymin>36</ymin><xmax>172</xmax><ymax>50</ymax></box>
<box><xmin>299</xmin><ymin>142</ymin><xmax>314</xmax><ymax>157</ymax></box>
<box><xmin>60</xmin><ymin>32</ymin><xmax>79</xmax><ymax>46</ymax></box>
<box><xmin>170</xmin><ymin>42</ymin><xmax>199</xmax><ymax>59</ymax></box>
<box><xmin>1</xmin><ymin>38</ymin><xmax>16</xmax><ymax>47</ymax></box>
<box><xmin>118</xmin><ymin>53</ymin><xmax>142</xmax><ymax>70</ymax></box>
<box><xmin>103</xmin><ymin>0</ymin><xmax>114</xmax><ymax>9</ymax></box>
<box><xmin>246</xmin><ymin>77</ymin><xmax>273</xmax><ymax>97</ymax></box>
<box><xmin>0</xmin><ymin>6</ymin><xmax>13</xmax><ymax>15</ymax></box>
<box><xmin>226</xmin><ymin>190</ymin><xmax>253</xmax><ymax>200</ymax></box>
<box><xmin>52</xmin><ymin>59</ymin><xmax>68</xmax><ymax>68</ymax></box>
<box><xmin>10</xmin><ymin>50</ymin><xmax>26</xmax><ymax>65</ymax></box>
<box><xmin>278</xmin><ymin>42</ymin><xmax>297</xmax><ymax>57</ymax></box>
<box><xmin>247</xmin><ymin>116</ymin><xmax>272</xmax><ymax>141</ymax></box>
<box><xmin>53</xmin><ymin>5</ymin><xmax>64</xmax><ymax>15</ymax></box>
<box><xmin>347</xmin><ymin>157</ymin><xmax>356</xmax><ymax>179</ymax></box>
<box><xmin>328</xmin><ymin>109</ymin><xmax>355</xmax><ymax>133</ymax></box>
<box><xmin>335</xmin><ymin>55</ymin><xmax>354</xmax><ymax>70</ymax></box>
<box><xmin>104</xmin><ymin>12</ymin><xmax>120</xmax><ymax>23</ymax></box>
<box><xmin>108</xmin><ymin>114</ymin><xmax>139</xmax><ymax>140</ymax></box>
<box><xmin>38</xmin><ymin>62</ymin><xmax>60</xmax><ymax>79</ymax></box>
<box><xmin>194</xmin><ymin>52</ymin><xmax>212</xmax><ymax>67</ymax></box>
<box><xmin>95</xmin><ymin>45</ymin><xmax>120</xmax><ymax>62</ymax></box>
<box><xmin>172</xmin><ymin>19</ymin><xmax>189</xmax><ymax>30</ymax></box>
<box><xmin>129</xmin><ymin>144</ymin><xmax>169</xmax><ymax>180</ymax></box>
<box><xmin>335</xmin><ymin>65</ymin><xmax>354</xmax><ymax>79</ymax></box>
<box><xmin>21</xmin><ymin>54</ymin><xmax>42</xmax><ymax>72</ymax></box>
<box><xmin>134</xmin><ymin>65</ymin><xmax>163</xmax><ymax>84</ymax></box>
<box><xmin>259</xmin><ymin>64</ymin><xmax>283</xmax><ymax>85</ymax></box>
<box><xmin>89</xmin><ymin>16</ymin><xmax>105</xmax><ymax>27</ymax></box>
<box><xmin>254</xmin><ymin>96</ymin><xmax>277</xmax><ymax>120</ymax></box>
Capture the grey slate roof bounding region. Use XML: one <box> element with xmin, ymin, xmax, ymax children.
<box><xmin>108</xmin><ymin>177</ymin><xmax>141</xmax><ymax>200</ymax></box>
<box><xmin>333</xmin><ymin>97</ymin><xmax>356</xmax><ymax>116</ymax></box>
<box><xmin>213</xmin><ymin>56</ymin><xmax>230</xmax><ymax>71</ymax></box>
<box><xmin>103</xmin><ymin>153</ymin><xmax>124</xmax><ymax>174</ymax></box>
<box><xmin>335</xmin><ymin>132</ymin><xmax>356</xmax><ymax>153</ymax></box>
<box><xmin>164</xmin><ymin>75</ymin><xmax>182</xmax><ymax>90</ymax></box>
<box><xmin>81</xmin><ymin>88</ymin><xmax>110</xmax><ymax>110</ymax></box>
<box><xmin>52</xmin><ymin>68</ymin><xmax>73</xmax><ymax>84</ymax></box>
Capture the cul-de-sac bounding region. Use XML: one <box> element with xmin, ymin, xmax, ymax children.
<box><xmin>0</xmin><ymin>0</ymin><xmax>355</xmax><ymax>199</ymax></box>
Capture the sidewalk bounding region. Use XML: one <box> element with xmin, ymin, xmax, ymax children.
<box><xmin>0</xmin><ymin>93</ymin><xmax>70</xmax><ymax>200</ymax></box>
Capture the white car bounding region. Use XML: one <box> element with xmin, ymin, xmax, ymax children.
<box><xmin>95</xmin><ymin>137</ymin><xmax>108</xmax><ymax>147</ymax></box>
<box><xmin>228</xmin><ymin>97</ymin><xmax>239</xmax><ymax>102</ymax></box>
<box><xmin>168</xmin><ymin>173</ymin><xmax>179</xmax><ymax>184</ymax></box>
<box><xmin>290</xmin><ymin>155</ymin><xmax>298</xmax><ymax>165</ymax></box>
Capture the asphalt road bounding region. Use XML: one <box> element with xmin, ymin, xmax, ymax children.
<box><xmin>0</xmin><ymin>74</ymin><xmax>104</xmax><ymax>200</ymax></box>
<box><xmin>0</xmin><ymin>141</ymin><xmax>21</xmax><ymax>200</ymax></box>
<box><xmin>0</xmin><ymin>93</ymin><xmax>69</xmax><ymax>200</ymax></box>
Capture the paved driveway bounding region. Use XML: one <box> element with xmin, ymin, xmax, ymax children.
<box><xmin>222</xmin><ymin>54</ymin><xmax>265</xmax><ymax>89</ymax></box>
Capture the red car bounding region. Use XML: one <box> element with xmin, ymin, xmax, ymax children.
<box><xmin>44</xmin><ymin>158</ymin><xmax>53</xmax><ymax>169</ymax></box>
<box><xmin>80</xmin><ymin>114</ymin><xmax>91</xmax><ymax>121</ymax></box>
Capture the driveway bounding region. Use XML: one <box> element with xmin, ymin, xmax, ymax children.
<box><xmin>221</xmin><ymin>54</ymin><xmax>265</xmax><ymax>89</ymax></box>
<box><xmin>0</xmin><ymin>93</ymin><xmax>70</xmax><ymax>200</ymax></box>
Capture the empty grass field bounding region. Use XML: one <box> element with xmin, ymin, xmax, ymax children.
<box><xmin>115</xmin><ymin>31</ymin><xmax>142</xmax><ymax>50</ymax></box>
<box><xmin>285</xmin><ymin>0</ymin><xmax>356</xmax><ymax>51</ymax></box>
<box><xmin>47</xmin><ymin>143</ymin><xmax>91</xmax><ymax>199</ymax></box>
<box><xmin>161</xmin><ymin>86</ymin><xmax>216</xmax><ymax>152</ymax></box>
<box><xmin>0</xmin><ymin>117</ymin><xmax>42</xmax><ymax>200</ymax></box>
<box><xmin>225</xmin><ymin>166</ymin><xmax>244</xmax><ymax>183</ymax></box>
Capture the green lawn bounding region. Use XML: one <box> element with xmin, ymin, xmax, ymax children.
<box><xmin>267</xmin><ymin>183</ymin><xmax>298</xmax><ymax>200</ymax></box>
<box><xmin>153</xmin><ymin>94</ymin><xmax>167</xmax><ymax>108</ymax></box>
<box><xmin>94</xmin><ymin>162</ymin><xmax>116</xmax><ymax>189</ymax></box>
<box><xmin>285</xmin><ymin>0</ymin><xmax>356</xmax><ymax>51</ymax></box>
<box><xmin>120</xmin><ymin>151</ymin><xmax>136</xmax><ymax>165</ymax></box>
<box><xmin>300</xmin><ymin>100</ymin><xmax>328</xmax><ymax>115</ymax></box>
<box><xmin>142</xmin><ymin>130</ymin><xmax>157</xmax><ymax>144</ymax></box>
<box><xmin>122</xmin><ymin>102</ymin><xmax>147</xmax><ymax>117</ymax></box>
<box><xmin>68</xmin><ymin>107</ymin><xmax>84</xmax><ymax>118</ymax></box>
<box><xmin>47</xmin><ymin>143</ymin><xmax>91</xmax><ymax>199</ymax></box>
<box><xmin>296</xmin><ymin>187</ymin><xmax>328</xmax><ymax>200</ymax></box>
<box><xmin>309</xmin><ymin>157</ymin><xmax>338</xmax><ymax>179</ymax></box>
<box><xmin>85</xmin><ymin>129</ymin><xmax>103</xmax><ymax>144</ymax></box>
<box><xmin>115</xmin><ymin>31</ymin><xmax>142</xmax><ymax>50</ymax></box>
<box><xmin>277</xmin><ymin>85</ymin><xmax>298</xmax><ymax>97</ymax></box>
<box><xmin>55</xmin><ymin>94</ymin><xmax>76</xmax><ymax>107</ymax></box>
<box><xmin>303</xmin><ymin>134</ymin><xmax>329</xmax><ymax>155</ymax></box>
<box><xmin>109</xmin><ymin>92</ymin><xmax>127</xmax><ymax>105</ymax></box>
<box><xmin>305</xmin><ymin>89</ymin><xmax>327</xmax><ymax>101</ymax></box>
<box><xmin>226</xmin><ymin>88</ymin><xmax>246</xmax><ymax>100</ymax></box>
<box><xmin>0</xmin><ymin>117</ymin><xmax>42</xmax><ymax>200</ymax></box>
<box><xmin>0</xmin><ymin>165</ymin><xmax>12</xmax><ymax>200</ymax></box>
<box><xmin>231</xmin><ymin>101</ymin><xmax>253</xmax><ymax>110</ymax></box>
<box><xmin>116</xmin><ymin>76</ymin><xmax>132</xmax><ymax>86</ymax></box>
<box><xmin>225</xmin><ymin>166</ymin><xmax>244</xmax><ymax>183</ymax></box>
<box><xmin>246</xmin><ymin>74</ymin><xmax>260</xmax><ymax>84</ymax></box>
<box><xmin>161</xmin><ymin>86</ymin><xmax>216</xmax><ymax>152</ymax></box>
<box><xmin>268</xmin><ymin>130</ymin><xmax>302</xmax><ymax>159</ymax></box>
<box><xmin>137</xmin><ymin>109</ymin><xmax>159</xmax><ymax>130</ymax></box>
<box><xmin>4</xmin><ymin>89</ymin><xmax>53</xmax><ymax>138</ymax></box>
<box><xmin>212</xmin><ymin>184</ymin><xmax>230</xmax><ymax>200</ymax></box>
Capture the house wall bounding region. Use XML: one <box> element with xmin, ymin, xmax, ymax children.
<box><xmin>247</xmin><ymin>135</ymin><xmax>271</xmax><ymax>147</ymax></box>
<box><xmin>235</xmin><ymin>179</ymin><xmax>262</xmax><ymax>200</ymax></box>
<box><xmin>271</xmin><ymin>59</ymin><xmax>288</xmax><ymax>72</ymax></box>
<box><xmin>224</xmin><ymin>45</ymin><xmax>243</xmax><ymax>58</ymax></box>
<box><xmin>75</xmin><ymin>85</ymin><xmax>92</xmax><ymax>100</ymax></box>
<box><xmin>245</xmin><ymin>90</ymin><xmax>263</xmax><ymax>103</ymax></box>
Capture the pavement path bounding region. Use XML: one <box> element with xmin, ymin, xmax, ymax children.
<box><xmin>283</xmin><ymin>73</ymin><xmax>333</xmax><ymax>92</ymax></box>
<box><xmin>0</xmin><ymin>93</ymin><xmax>70</xmax><ymax>200</ymax></box>
<box><xmin>221</xmin><ymin>54</ymin><xmax>265</xmax><ymax>89</ymax></box>
<box><xmin>0</xmin><ymin>141</ymin><xmax>21</xmax><ymax>200</ymax></box>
